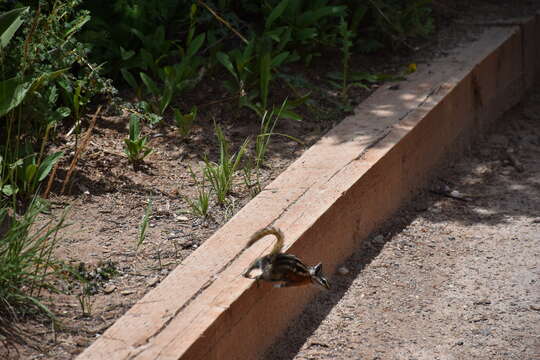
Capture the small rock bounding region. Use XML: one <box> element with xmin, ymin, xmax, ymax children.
<box><xmin>337</xmin><ymin>266</ymin><xmax>350</xmax><ymax>275</ymax></box>
<box><xmin>529</xmin><ymin>304</ymin><xmax>540</xmax><ymax>311</ymax></box>
<box><xmin>75</xmin><ymin>336</ymin><xmax>89</xmax><ymax>347</ymax></box>
<box><xmin>103</xmin><ymin>284</ymin><xmax>116</xmax><ymax>294</ymax></box>
<box><xmin>480</xmin><ymin>328</ymin><xmax>492</xmax><ymax>336</ymax></box>
<box><xmin>176</xmin><ymin>215</ymin><xmax>189</xmax><ymax>221</ymax></box>
<box><xmin>146</xmin><ymin>277</ymin><xmax>160</xmax><ymax>287</ymax></box>
<box><xmin>121</xmin><ymin>289</ymin><xmax>135</xmax><ymax>296</ymax></box>
<box><xmin>429</xmin><ymin>207</ymin><xmax>442</xmax><ymax>214</ymax></box>
<box><xmin>456</xmin><ymin>340</ymin><xmax>464</xmax><ymax>346</ymax></box>
<box><xmin>501</xmin><ymin>168</ymin><xmax>512</xmax><ymax>176</ymax></box>
<box><xmin>474</xmin><ymin>298</ymin><xmax>491</xmax><ymax>305</ymax></box>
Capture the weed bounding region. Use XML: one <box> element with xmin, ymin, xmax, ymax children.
<box><xmin>0</xmin><ymin>199</ymin><xmax>68</xmax><ymax>321</ymax></box>
<box><xmin>137</xmin><ymin>199</ymin><xmax>153</xmax><ymax>250</ymax></box>
<box><xmin>1</xmin><ymin>142</ymin><xmax>64</xmax><ymax>198</ymax></box>
<box><xmin>62</xmin><ymin>260</ymin><xmax>117</xmax><ymax>317</ymax></box>
<box><xmin>204</xmin><ymin>125</ymin><xmax>249</xmax><ymax>205</ymax></box>
<box><xmin>241</xmin><ymin>100</ymin><xmax>302</xmax><ymax>196</ymax></box>
<box><xmin>173</xmin><ymin>106</ymin><xmax>197</xmax><ymax>137</ymax></box>
<box><xmin>216</xmin><ymin>40</ymin><xmax>255</xmax><ymax>102</ymax></box>
<box><xmin>124</xmin><ymin>115</ymin><xmax>153</xmax><ymax>164</ymax></box>
<box><xmin>242</xmin><ymin>158</ymin><xmax>261</xmax><ymax>197</ymax></box>
<box><xmin>185</xmin><ymin>166</ymin><xmax>210</xmax><ymax>218</ymax></box>
<box><xmin>255</xmin><ymin>104</ymin><xmax>282</xmax><ymax>168</ymax></box>
<box><xmin>1</xmin><ymin>1</ymin><xmax>114</xmax><ymax>199</ymax></box>
<box><xmin>122</xmin><ymin>26</ymin><xmax>206</xmax><ymax>115</ymax></box>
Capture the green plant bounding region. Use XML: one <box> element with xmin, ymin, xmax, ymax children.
<box><xmin>0</xmin><ymin>199</ymin><xmax>68</xmax><ymax>321</ymax></box>
<box><xmin>255</xmin><ymin>103</ymin><xmax>284</xmax><ymax>168</ymax></box>
<box><xmin>216</xmin><ymin>39</ymin><xmax>255</xmax><ymax>102</ymax></box>
<box><xmin>137</xmin><ymin>32</ymin><xmax>205</xmax><ymax>115</ymax></box>
<box><xmin>173</xmin><ymin>106</ymin><xmax>197</xmax><ymax>137</ymax></box>
<box><xmin>1</xmin><ymin>146</ymin><xmax>63</xmax><ymax>198</ymax></box>
<box><xmin>361</xmin><ymin>0</ymin><xmax>434</xmax><ymax>51</ymax></box>
<box><xmin>184</xmin><ymin>166</ymin><xmax>210</xmax><ymax>217</ymax></box>
<box><xmin>124</xmin><ymin>115</ymin><xmax>153</xmax><ymax>164</ymax></box>
<box><xmin>137</xmin><ymin>199</ymin><xmax>153</xmax><ymax>250</ymax></box>
<box><xmin>77</xmin><ymin>281</ymin><xmax>94</xmax><ymax>317</ymax></box>
<box><xmin>242</xmin><ymin>158</ymin><xmax>261</xmax><ymax>197</ymax></box>
<box><xmin>203</xmin><ymin>125</ymin><xmax>249</xmax><ymax>205</ymax></box>
<box><xmin>61</xmin><ymin>260</ymin><xmax>117</xmax><ymax>317</ymax></box>
<box><xmin>1</xmin><ymin>1</ymin><xmax>115</xmax><ymax>201</ymax></box>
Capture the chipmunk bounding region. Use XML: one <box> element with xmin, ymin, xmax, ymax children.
<box><xmin>243</xmin><ymin>227</ymin><xmax>330</xmax><ymax>289</ymax></box>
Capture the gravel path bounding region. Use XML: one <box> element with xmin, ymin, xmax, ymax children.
<box><xmin>264</xmin><ymin>87</ymin><xmax>540</xmax><ymax>360</ymax></box>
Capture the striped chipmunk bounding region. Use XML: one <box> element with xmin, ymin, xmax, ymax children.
<box><xmin>243</xmin><ymin>227</ymin><xmax>330</xmax><ymax>289</ymax></box>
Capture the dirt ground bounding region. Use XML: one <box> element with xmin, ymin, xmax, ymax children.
<box><xmin>264</xmin><ymin>87</ymin><xmax>540</xmax><ymax>359</ymax></box>
<box><xmin>2</xmin><ymin>1</ymin><xmax>540</xmax><ymax>359</ymax></box>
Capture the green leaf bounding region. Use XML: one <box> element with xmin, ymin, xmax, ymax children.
<box><xmin>120</xmin><ymin>47</ymin><xmax>135</xmax><ymax>61</ymax></box>
<box><xmin>271</xmin><ymin>51</ymin><xmax>290</xmax><ymax>68</ymax></box>
<box><xmin>25</xmin><ymin>163</ymin><xmax>37</xmax><ymax>183</ymax></box>
<box><xmin>279</xmin><ymin>109</ymin><xmax>302</xmax><ymax>121</ymax></box>
<box><xmin>259</xmin><ymin>50</ymin><xmax>271</xmax><ymax>110</ymax></box>
<box><xmin>0</xmin><ymin>76</ymin><xmax>32</xmax><ymax>117</ymax></box>
<box><xmin>159</xmin><ymin>86</ymin><xmax>173</xmax><ymax>114</ymax></box>
<box><xmin>0</xmin><ymin>6</ymin><xmax>29</xmax><ymax>50</ymax></box>
<box><xmin>216</xmin><ymin>52</ymin><xmax>237</xmax><ymax>79</ymax></box>
<box><xmin>1</xmin><ymin>184</ymin><xmax>17</xmax><ymax>196</ymax></box>
<box><xmin>64</xmin><ymin>14</ymin><xmax>90</xmax><ymax>40</ymax></box>
<box><xmin>296</xmin><ymin>28</ymin><xmax>317</xmax><ymax>42</ymax></box>
<box><xmin>36</xmin><ymin>151</ymin><xmax>63</xmax><ymax>182</ymax></box>
<box><xmin>129</xmin><ymin>115</ymin><xmax>141</xmax><ymax>140</ymax></box>
<box><xmin>30</xmin><ymin>68</ymin><xmax>70</xmax><ymax>92</ymax></box>
<box><xmin>187</xmin><ymin>33</ymin><xmax>205</xmax><ymax>58</ymax></box>
<box><xmin>298</xmin><ymin>6</ymin><xmax>346</xmax><ymax>27</ymax></box>
<box><xmin>140</xmin><ymin>72</ymin><xmax>159</xmax><ymax>96</ymax></box>
<box><xmin>56</xmin><ymin>107</ymin><xmax>71</xmax><ymax>118</ymax></box>
<box><xmin>265</xmin><ymin>0</ymin><xmax>289</xmax><ymax>30</ymax></box>
<box><xmin>121</xmin><ymin>68</ymin><xmax>138</xmax><ymax>90</ymax></box>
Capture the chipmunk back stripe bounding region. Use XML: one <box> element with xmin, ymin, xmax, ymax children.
<box><xmin>243</xmin><ymin>226</ymin><xmax>330</xmax><ymax>290</ymax></box>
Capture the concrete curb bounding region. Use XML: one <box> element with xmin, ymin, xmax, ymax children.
<box><xmin>77</xmin><ymin>15</ymin><xmax>540</xmax><ymax>360</ymax></box>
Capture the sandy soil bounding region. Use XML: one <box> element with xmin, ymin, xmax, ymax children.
<box><xmin>264</xmin><ymin>87</ymin><xmax>540</xmax><ymax>359</ymax></box>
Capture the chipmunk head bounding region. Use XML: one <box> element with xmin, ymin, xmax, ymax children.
<box><xmin>309</xmin><ymin>263</ymin><xmax>330</xmax><ymax>290</ymax></box>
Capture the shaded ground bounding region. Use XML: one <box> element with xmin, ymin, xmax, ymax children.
<box><xmin>2</xmin><ymin>1</ymin><xmax>539</xmax><ymax>359</ymax></box>
<box><xmin>264</xmin><ymin>85</ymin><xmax>540</xmax><ymax>360</ymax></box>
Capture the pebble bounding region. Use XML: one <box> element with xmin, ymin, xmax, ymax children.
<box><xmin>103</xmin><ymin>284</ymin><xmax>116</xmax><ymax>294</ymax></box>
<box><xmin>146</xmin><ymin>277</ymin><xmax>160</xmax><ymax>287</ymax></box>
<box><xmin>121</xmin><ymin>289</ymin><xmax>135</xmax><ymax>296</ymax></box>
<box><xmin>474</xmin><ymin>298</ymin><xmax>492</xmax><ymax>305</ymax></box>
<box><xmin>338</xmin><ymin>266</ymin><xmax>350</xmax><ymax>275</ymax></box>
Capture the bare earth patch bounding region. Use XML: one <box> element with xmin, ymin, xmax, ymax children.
<box><xmin>265</xmin><ymin>86</ymin><xmax>540</xmax><ymax>360</ymax></box>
